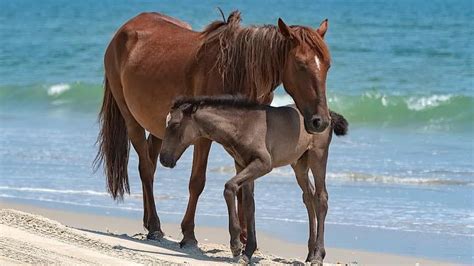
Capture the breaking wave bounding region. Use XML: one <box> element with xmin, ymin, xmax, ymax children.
<box><xmin>0</xmin><ymin>83</ymin><xmax>472</xmax><ymax>131</ymax></box>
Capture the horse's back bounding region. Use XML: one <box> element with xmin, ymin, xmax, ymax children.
<box><xmin>105</xmin><ymin>12</ymin><xmax>196</xmax><ymax>67</ymax></box>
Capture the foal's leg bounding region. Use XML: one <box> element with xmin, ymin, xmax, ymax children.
<box><xmin>308</xmin><ymin>148</ymin><xmax>329</xmax><ymax>263</ymax></box>
<box><xmin>241</xmin><ymin>182</ymin><xmax>257</xmax><ymax>263</ymax></box>
<box><xmin>224</xmin><ymin>159</ymin><xmax>271</xmax><ymax>257</ymax></box>
<box><xmin>291</xmin><ymin>152</ymin><xmax>317</xmax><ymax>262</ymax></box>
<box><xmin>235</xmin><ymin>163</ymin><xmax>248</xmax><ymax>245</ymax></box>
<box><xmin>180</xmin><ymin>138</ymin><xmax>212</xmax><ymax>247</ymax></box>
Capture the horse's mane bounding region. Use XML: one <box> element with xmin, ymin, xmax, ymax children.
<box><xmin>198</xmin><ymin>10</ymin><xmax>330</xmax><ymax>95</ymax></box>
<box><xmin>171</xmin><ymin>95</ymin><xmax>265</xmax><ymax>110</ymax></box>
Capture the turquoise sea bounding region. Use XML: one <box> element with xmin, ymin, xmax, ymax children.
<box><xmin>0</xmin><ymin>0</ymin><xmax>472</xmax><ymax>263</ymax></box>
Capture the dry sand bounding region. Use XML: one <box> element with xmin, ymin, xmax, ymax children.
<box><xmin>0</xmin><ymin>201</ymin><xmax>453</xmax><ymax>265</ymax></box>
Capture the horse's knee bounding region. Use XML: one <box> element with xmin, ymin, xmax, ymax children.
<box><xmin>138</xmin><ymin>160</ymin><xmax>154</xmax><ymax>181</ymax></box>
<box><xmin>189</xmin><ymin>174</ymin><xmax>206</xmax><ymax>195</ymax></box>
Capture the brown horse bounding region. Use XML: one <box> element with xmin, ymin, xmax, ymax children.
<box><xmin>95</xmin><ymin>10</ymin><xmax>332</xmax><ymax>247</ymax></box>
<box><xmin>159</xmin><ymin>96</ymin><xmax>348</xmax><ymax>263</ymax></box>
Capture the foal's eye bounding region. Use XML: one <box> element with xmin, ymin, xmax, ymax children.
<box><xmin>167</xmin><ymin>122</ymin><xmax>179</xmax><ymax>129</ymax></box>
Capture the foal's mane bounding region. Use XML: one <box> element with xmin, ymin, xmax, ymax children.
<box><xmin>171</xmin><ymin>95</ymin><xmax>265</xmax><ymax>111</ymax></box>
<box><xmin>198</xmin><ymin>10</ymin><xmax>330</xmax><ymax>95</ymax></box>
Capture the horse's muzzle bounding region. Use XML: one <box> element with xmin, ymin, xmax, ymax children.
<box><xmin>305</xmin><ymin>115</ymin><xmax>330</xmax><ymax>134</ymax></box>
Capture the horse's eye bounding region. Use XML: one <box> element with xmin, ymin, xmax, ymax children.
<box><xmin>296</xmin><ymin>60</ymin><xmax>307</xmax><ymax>70</ymax></box>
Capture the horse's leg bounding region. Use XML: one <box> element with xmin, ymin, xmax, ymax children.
<box><xmin>241</xmin><ymin>181</ymin><xmax>257</xmax><ymax>263</ymax></box>
<box><xmin>224</xmin><ymin>159</ymin><xmax>271</xmax><ymax>257</ymax></box>
<box><xmin>180</xmin><ymin>138</ymin><xmax>212</xmax><ymax>248</ymax></box>
<box><xmin>108</xmin><ymin>81</ymin><xmax>163</xmax><ymax>239</ymax></box>
<box><xmin>126</xmin><ymin>124</ymin><xmax>163</xmax><ymax>240</ymax></box>
<box><xmin>140</xmin><ymin>134</ymin><xmax>161</xmax><ymax>231</ymax></box>
<box><xmin>308</xmin><ymin>148</ymin><xmax>329</xmax><ymax>263</ymax></box>
<box><xmin>291</xmin><ymin>152</ymin><xmax>317</xmax><ymax>262</ymax></box>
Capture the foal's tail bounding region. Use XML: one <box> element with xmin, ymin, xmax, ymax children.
<box><xmin>93</xmin><ymin>76</ymin><xmax>130</xmax><ymax>200</ymax></box>
<box><xmin>330</xmin><ymin>110</ymin><xmax>349</xmax><ymax>136</ymax></box>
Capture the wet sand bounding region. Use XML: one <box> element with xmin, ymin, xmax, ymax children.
<box><xmin>0</xmin><ymin>201</ymin><xmax>452</xmax><ymax>265</ymax></box>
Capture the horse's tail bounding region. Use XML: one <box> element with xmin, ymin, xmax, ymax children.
<box><xmin>330</xmin><ymin>110</ymin><xmax>349</xmax><ymax>136</ymax></box>
<box><xmin>93</xmin><ymin>76</ymin><xmax>130</xmax><ymax>200</ymax></box>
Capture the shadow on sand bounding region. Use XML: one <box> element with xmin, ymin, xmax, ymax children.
<box><xmin>77</xmin><ymin>228</ymin><xmax>303</xmax><ymax>265</ymax></box>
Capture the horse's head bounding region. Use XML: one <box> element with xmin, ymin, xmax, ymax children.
<box><xmin>278</xmin><ymin>18</ymin><xmax>331</xmax><ymax>133</ymax></box>
<box><xmin>160</xmin><ymin>103</ymin><xmax>200</xmax><ymax>168</ymax></box>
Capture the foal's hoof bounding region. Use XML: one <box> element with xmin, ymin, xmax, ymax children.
<box><xmin>146</xmin><ymin>230</ymin><xmax>164</xmax><ymax>240</ymax></box>
<box><xmin>309</xmin><ymin>259</ymin><xmax>323</xmax><ymax>266</ymax></box>
<box><xmin>179</xmin><ymin>237</ymin><xmax>198</xmax><ymax>248</ymax></box>
<box><xmin>238</xmin><ymin>254</ymin><xmax>250</xmax><ymax>265</ymax></box>
<box><xmin>231</xmin><ymin>242</ymin><xmax>243</xmax><ymax>257</ymax></box>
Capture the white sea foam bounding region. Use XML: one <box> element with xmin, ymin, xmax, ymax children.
<box><xmin>405</xmin><ymin>94</ymin><xmax>452</xmax><ymax>111</ymax></box>
<box><xmin>327</xmin><ymin>172</ymin><xmax>472</xmax><ymax>186</ymax></box>
<box><xmin>0</xmin><ymin>186</ymin><xmax>108</xmax><ymax>196</ymax></box>
<box><xmin>47</xmin><ymin>83</ymin><xmax>71</xmax><ymax>96</ymax></box>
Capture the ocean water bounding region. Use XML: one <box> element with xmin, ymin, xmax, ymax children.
<box><xmin>0</xmin><ymin>0</ymin><xmax>473</xmax><ymax>263</ymax></box>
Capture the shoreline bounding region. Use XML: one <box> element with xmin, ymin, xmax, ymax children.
<box><xmin>0</xmin><ymin>199</ymin><xmax>454</xmax><ymax>265</ymax></box>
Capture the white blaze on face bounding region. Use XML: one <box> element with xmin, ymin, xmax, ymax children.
<box><xmin>314</xmin><ymin>55</ymin><xmax>321</xmax><ymax>71</ymax></box>
<box><xmin>165</xmin><ymin>112</ymin><xmax>171</xmax><ymax>127</ymax></box>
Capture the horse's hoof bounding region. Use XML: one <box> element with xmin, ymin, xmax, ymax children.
<box><xmin>238</xmin><ymin>254</ymin><xmax>250</xmax><ymax>265</ymax></box>
<box><xmin>179</xmin><ymin>237</ymin><xmax>198</xmax><ymax>248</ymax></box>
<box><xmin>146</xmin><ymin>230</ymin><xmax>164</xmax><ymax>240</ymax></box>
<box><xmin>231</xmin><ymin>242</ymin><xmax>243</xmax><ymax>257</ymax></box>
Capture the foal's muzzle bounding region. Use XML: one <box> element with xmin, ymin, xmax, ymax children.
<box><xmin>160</xmin><ymin>154</ymin><xmax>176</xmax><ymax>168</ymax></box>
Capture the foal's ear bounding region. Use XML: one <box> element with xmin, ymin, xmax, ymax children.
<box><xmin>316</xmin><ymin>19</ymin><xmax>328</xmax><ymax>38</ymax></box>
<box><xmin>180</xmin><ymin>103</ymin><xmax>196</xmax><ymax>116</ymax></box>
<box><xmin>278</xmin><ymin>18</ymin><xmax>296</xmax><ymax>42</ymax></box>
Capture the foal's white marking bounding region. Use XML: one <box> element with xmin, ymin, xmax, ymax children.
<box><xmin>314</xmin><ymin>55</ymin><xmax>321</xmax><ymax>71</ymax></box>
<box><xmin>165</xmin><ymin>112</ymin><xmax>171</xmax><ymax>127</ymax></box>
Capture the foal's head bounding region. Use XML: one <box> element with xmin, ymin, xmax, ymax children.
<box><xmin>278</xmin><ymin>19</ymin><xmax>331</xmax><ymax>133</ymax></box>
<box><xmin>160</xmin><ymin>103</ymin><xmax>201</xmax><ymax>168</ymax></box>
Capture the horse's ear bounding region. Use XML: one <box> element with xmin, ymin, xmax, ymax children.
<box><xmin>316</xmin><ymin>19</ymin><xmax>328</xmax><ymax>38</ymax></box>
<box><xmin>278</xmin><ymin>18</ymin><xmax>295</xmax><ymax>40</ymax></box>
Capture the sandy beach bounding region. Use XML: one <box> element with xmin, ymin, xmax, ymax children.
<box><xmin>0</xmin><ymin>200</ymin><xmax>453</xmax><ymax>265</ymax></box>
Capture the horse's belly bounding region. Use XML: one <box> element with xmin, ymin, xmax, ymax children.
<box><xmin>122</xmin><ymin>80</ymin><xmax>179</xmax><ymax>139</ymax></box>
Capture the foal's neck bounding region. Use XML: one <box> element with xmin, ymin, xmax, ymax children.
<box><xmin>194</xmin><ymin>108</ymin><xmax>244</xmax><ymax>146</ymax></box>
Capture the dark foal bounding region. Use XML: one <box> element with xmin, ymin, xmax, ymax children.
<box><xmin>160</xmin><ymin>96</ymin><xmax>348</xmax><ymax>264</ymax></box>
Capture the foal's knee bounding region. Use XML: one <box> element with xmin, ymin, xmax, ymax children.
<box><xmin>316</xmin><ymin>190</ymin><xmax>328</xmax><ymax>213</ymax></box>
<box><xmin>302</xmin><ymin>192</ymin><xmax>313</xmax><ymax>206</ymax></box>
<box><xmin>224</xmin><ymin>182</ymin><xmax>238</xmax><ymax>199</ymax></box>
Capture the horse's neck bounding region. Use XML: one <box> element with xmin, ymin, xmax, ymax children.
<box><xmin>216</xmin><ymin>27</ymin><xmax>288</xmax><ymax>101</ymax></box>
